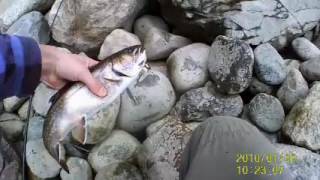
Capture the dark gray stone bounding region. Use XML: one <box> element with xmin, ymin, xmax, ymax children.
<box><xmin>248</xmin><ymin>93</ymin><xmax>285</xmax><ymax>133</ymax></box>
<box><xmin>292</xmin><ymin>37</ymin><xmax>320</xmax><ymax>61</ymax></box>
<box><xmin>208</xmin><ymin>35</ymin><xmax>254</xmax><ymax>94</ymax></box>
<box><xmin>300</xmin><ymin>58</ymin><xmax>320</xmax><ymax>81</ymax></box>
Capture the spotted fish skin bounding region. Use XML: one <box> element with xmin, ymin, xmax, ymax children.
<box><xmin>43</xmin><ymin>45</ymin><xmax>147</xmax><ymax>173</ymax></box>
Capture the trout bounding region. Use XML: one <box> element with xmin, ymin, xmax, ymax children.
<box><xmin>43</xmin><ymin>45</ymin><xmax>147</xmax><ymax>172</ymax></box>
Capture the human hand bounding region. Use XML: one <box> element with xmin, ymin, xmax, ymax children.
<box><xmin>39</xmin><ymin>45</ymin><xmax>107</xmax><ymax>97</ymax></box>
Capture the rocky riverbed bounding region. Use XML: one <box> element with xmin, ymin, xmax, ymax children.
<box><xmin>0</xmin><ymin>0</ymin><xmax>320</xmax><ymax>180</ymax></box>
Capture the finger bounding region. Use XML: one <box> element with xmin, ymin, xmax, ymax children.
<box><xmin>87</xmin><ymin>58</ymin><xmax>99</xmax><ymax>67</ymax></box>
<box><xmin>77</xmin><ymin>70</ymin><xmax>107</xmax><ymax>97</ymax></box>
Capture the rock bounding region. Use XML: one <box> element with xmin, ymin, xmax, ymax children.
<box><xmin>98</xmin><ymin>29</ymin><xmax>141</xmax><ymax>60</ymax></box>
<box><xmin>276</xmin><ymin>144</ymin><xmax>320</xmax><ymax>179</ymax></box>
<box><xmin>32</xmin><ymin>83</ymin><xmax>58</xmax><ymax>116</ymax></box>
<box><xmin>18</xmin><ymin>100</ymin><xmax>30</xmax><ymax>120</ymax></box>
<box><xmin>95</xmin><ymin>162</ymin><xmax>142</xmax><ymax>180</ymax></box>
<box><xmin>292</xmin><ymin>37</ymin><xmax>320</xmax><ymax>61</ymax></box>
<box><xmin>149</xmin><ymin>61</ymin><xmax>168</xmax><ymax>77</ymax></box>
<box><xmin>117</xmin><ymin>70</ymin><xmax>176</xmax><ymax>135</ymax></box>
<box><xmin>0</xmin><ymin>113</ymin><xmax>24</xmax><ymax>141</ymax></box>
<box><xmin>72</xmin><ymin>97</ymin><xmax>120</xmax><ymax>144</ymax></box>
<box><xmin>138</xmin><ymin>115</ymin><xmax>192</xmax><ymax>180</ymax></box>
<box><xmin>47</xmin><ymin>0</ymin><xmax>146</xmax><ymax>52</ymax></box>
<box><xmin>3</xmin><ymin>96</ymin><xmax>27</xmax><ymax>112</ymax></box>
<box><xmin>60</xmin><ymin>157</ymin><xmax>92</xmax><ymax>180</ymax></box>
<box><xmin>167</xmin><ymin>43</ymin><xmax>210</xmax><ymax>93</ymax></box>
<box><xmin>283</xmin><ymin>82</ymin><xmax>320</xmax><ymax>150</ymax></box>
<box><xmin>277</xmin><ymin>69</ymin><xmax>309</xmax><ymax>111</ymax></box>
<box><xmin>0</xmin><ymin>0</ymin><xmax>54</xmax><ymax>32</ymax></box>
<box><xmin>26</xmin><ymin>139</ymin><xmax>61</xmax><ymax>178</ymax></box>
<box><xmin>0</xmin><ymin>132</ymin><xmax>21</xmax><ymax>180</ymax></box>
<box><xmin>248</xmin><ymin>93</ymin><xmax>285</xmax><ymax>133</ymax></box>
<box><xmin>6</xmin><ymin>11</ymin><xmax>50</xmax><ymax>44</ymax></box>
<box><xmin>262</xmin><ymin>132</ymin><xmax>278</xmax><ymax>144</ymax></box>
<box><xmin>208</xmin><ymin>35</ymin><xmax>254</xmax><ymax>94</ymax></box>
<box><xmin>27</xmin><ymin>116</ymin><xmax>45</xmax><ymax>141</ymax></box>
<box><xmin>284</xmin><ymin>59</ymin><xmax>301</xmax><ymax>70</ymax></box>
<box><xmin>145</xmin><ymin>119</ymin><xmax>167</xmax><ymax>137</ymax></box>
<box><xmin>172</xmin><ymin>81</ymin><xmax>243</xmax><ymax>122</ymax></box>
<box><xmin>300</xmin><ymin>58</ymin><xmax>320</xmax><ymax>81</ymax></box>
<box><xmin>249</xmin><ymin>78</ymin><xmax>274</xmax><ymax>95</ymax></box>
<box><xmin>185</xmin><ymin>122</ymin><xmax>201</xmax><ymax>131</ymax></box>
<box><xmin>254</xmin><ymin>43</ymin><xmax>287</xmax><ymax>85</ymax></box>
<box><xmin>134</xmin><ymin>15</ymin><xmax>169</xmax><ymax>41</ymax></box>
<box><xmin>224</xmin><ymin>0</ymin><xmax>320</xmax><ymax>49</ymax></box>
<box><xmin>143</xmin><ymin>28</ymin><xmax>191</xmax><ymax>60</ymax></box>
<box><xmin>88</xmin><ymin>130</ymin><xmax>141</xmax><ymax>172</ymax></box>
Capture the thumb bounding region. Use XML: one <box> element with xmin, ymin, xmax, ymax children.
<box><xmin>77</xmin><ymin>70</ymin><xmax>107</xmax><ymax>97</ymax></box>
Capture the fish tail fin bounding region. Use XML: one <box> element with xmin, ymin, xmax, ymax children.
<box><xmin>59</xmin><ymin>159</ymin><xmax>70</xmax><ymax>174</ymax></box>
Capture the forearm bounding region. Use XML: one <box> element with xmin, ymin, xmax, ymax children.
<box><xmin>0</xmin><ymin>34</ymin><xmax>42</xmax><ymax>100</ymax></box>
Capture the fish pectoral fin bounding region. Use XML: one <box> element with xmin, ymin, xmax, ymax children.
<box><xmin>56</xmin><ymin>142</ymin><xmax>69</xmax><ymax>173</ymax></box>
<box><xmin>75</xmin><ymin>116</ymin><xmax>88</xmax><ymax>145</ymax></box>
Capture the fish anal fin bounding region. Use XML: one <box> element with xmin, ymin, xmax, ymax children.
<box><xmin>56</xmin><ymin>142</ymin><xmax>69</xmax><ymax>173</ymax></box>
<box><xmin>72</xmin><ymin>116</ymin><xmax>88</xmax><ymax>145</ymax></box>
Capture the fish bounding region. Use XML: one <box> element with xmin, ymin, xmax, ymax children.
<box><xmin>43</xmin><ymin>45</ymin><xmax>147</xmax><ymax>173</ymax></box>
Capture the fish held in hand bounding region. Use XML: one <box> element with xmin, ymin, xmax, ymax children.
<box><xmin>43</xmin><ymin>45</ymin><xmax>147</xmax><ymax>173</ymax></box>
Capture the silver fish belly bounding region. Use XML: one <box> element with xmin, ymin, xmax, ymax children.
<box><xmin>43</xmin><ymin>45</ymin><xmax>147</xmax><ymax>172</ymax></box>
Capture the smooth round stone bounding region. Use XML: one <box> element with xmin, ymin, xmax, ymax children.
<box><xmin>95</xmin><ymin>162</ymin><xmax>142</xmax><ymax>180</ymax></box>
<box><xmin>60</xmin><ymin>157</ymin><xmax>92</xmax><ymax>180</ymax></box>
<box><xmin>300</xmin><ymin>58</ymin><xmax>320</xmax><ymax>81</ymax></box>
<box><xmin>275</xmin><ymin>144</ymin><xmax>320</xmax><ymax>179</ymax></box>
<box><xmin>0</xmin><ymin>113</ymin><xmax>24</xmax><ymax>141</ymax></box>
<box><xmin>249</xmin><ymin>78</ymin><xmax>274</xmax><ymax>95</ymax></box>
<box><xmin>6</xmin><ymin>11</ymin><xmax>50</xmax><ymax>44</ymax></box>
<box><xmin>248</xmin><ymin>93</ymin><xmax>285</xmax><ymax>133</ymax></box>
<box><xmin>3</xmin><ymin>96</ymin><xmax>27</xmax><ymax>112</ymax></box>
<box><xmin>138</xmin><ymin>116</ymin><xmax>192</xmax><ymax>180</ymax></box>
<box><xmin>172</xmin><ymin>81</ymin><xmax>243</xmax><ymax>122</ymax></box>
<box><xmin>167</xmin><ymin>43</ymin><xmax>210</xmax><ymax>93</ymax></box>
<box><xmin>144</xmin><ymin>28</ymin><xmax>191</xmax><ymax>60</ymax></box>
<box><xmin>88</xmin><ymin>130</ymin><xmax>141</xmax><ymax>172</ymax></box>
<box><xmin>98</xmin><ymin>29</ymin><xmax>141</xmax><ymax>60</ymax></box>
<box><xmin>18</xmin><ymin>100</ymin><xmax>30</xmax><ymax>120</ymax></box>
<box><xmin>26</xmin><ymin>139</ymin><xmax>61</xmax><ymax>178</ymax></box>
<box><xmin>208</xmin><ymin>35</ymin><xmax>254</xmax><ymax>94</ymax></box>
<box><xmin>292</xmin><ymin>37</ymin><xmax>320</xmax><ymax>61</ymax></box>
<box><xmin>277</xmin><ymin>69</ymin><xmax>309</xmax><ymax>111</ymax></box>
<box><xmin>27</xmin><ymin>116</ymin><xmax>45</xmax><ymax>141</ymax></box>
<box><xmin>283</xmin><ymin>82</ymin><xmax>320</xmax><ymax>150</ymax></box>
<box><xmin>254</xmin><ymin>43</ymin><xmax>287</xmax><ymax>85</ymax></box>
<box><xmin>32</xmin><ymin>83</ymin><xmax>58</xmax><ymax>116</ymax></box>
<box><xmin>134</xmin><ymin>15</ymin><xmax>169</xmax><ymax>41</ymax></box>
<box><xmin>118</xmin><ymin>70</ymin><xmax>176</xmax><ymax>135</ymax></box>
<box><xmin>72</xmin><ymin>97</ymin><xmax>120</xmax><ymax>144</ymax></box>
<box><xmin>284</xmin><ymin>59</ymin><xmax>301</xmax><ymax>70</ymax></box>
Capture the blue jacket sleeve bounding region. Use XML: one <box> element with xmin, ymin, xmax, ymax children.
<box><xmin>0</xmin><ymin>34</ymin><xmax>42</xmax><ymax>100</ymax></box>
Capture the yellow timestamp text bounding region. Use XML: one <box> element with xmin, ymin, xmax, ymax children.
<box><xmin>237</xmin><ymin>165</ymin><xmax>284</xmax><ymax>176</ymax></box>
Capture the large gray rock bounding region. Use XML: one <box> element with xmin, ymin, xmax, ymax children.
<box><xmin>0</xmin><ymin>0</ymin><xmax>54</xmax><ymax>32</ymax></box>
<box><xmin>98</xmin><ymin>29</ymin><xmax>141</xmax><ymax>60</ymax></box>
<box><xmin>47</xmin><ymin>0</ymin><xmax>146</xmax><ymax>52</ymax></box>
<box><xmin>172</xmin><ymin>81</ymin><xmax>243</xmax><ymax>122</ymax></box>
<box><xmin>72</xmin><ymin>97</ymin><xmax>120</xmax><ymax>144</ymax></box>
<box><xmin>138</xmin><ymin>115</ymin><xmax>192</xmax><ymax>180</ymax></box>
<box><xmin>208</xmin><ymin>35</ymin><xmax>254</xmax><ymax>94</ymax></box>
<box><xmin>117</xmin><ymin>70</ymin><xmax>176</xmax><ymax>135</ymax></box>
<box><xmin>95</xmin><ymin>162</ymin><xmax>143</xmax><ymax>180</ymax></box>
<box><xmin>3</xmin><ymin>96</ymin><xmax>27</xmax><ymax>112</ymax></box>
<box><xmin>88</xmin><ymin>130</ymin><xmax>141</xmax><ymax>172</ymax></box>
<box><xmin>277</xmin><ymin>69</ymin><xmax>309</xmax><ymax>111</ymax></box>
<box><xmin>276</xmin><ymin>144</ymin><xmax>320</xmax><ymax>180</ymax></box>
<box><xmin>6</xmin><ymin>11</ymin><xmax>49</xmax><ymax>44</ymax></box>
<box><xmin>0</xmin><ymin>113</ymin><xmax>24</xmax><ymax>142</ymax></box>
<box><xmin>143</xmin><ymin>28</ymin><xmax>192</xmax><ymax>60</ymax></box>
<box><xmin>26</xmin><ymin>139</ymin><xmax>61</xmax><ymax>178</ymax></box>
<box><xmin>167</xmin><ymin>43</ymin><xmax>210</xmax><ymax>93</ymax></box>
<box><xmin>60</xmin><ymin>157</ymin><xmax>92</xmax><ymax>180</ymax></box>
<box><xmin>32</xmin><ymin>83</ymin><xmax>58</xmax><ymax>116</ymax></box>
<box><xmin>300</xmin><ymin>58</ymin><xmax>320</xmax><ymax>81</ymax></box>
<box><xmin>292</xmin><ymin>37</ymin><xmax>320</xmax><ymax>61</ymax></box>
<box><xmin>248</xmin><ymin>93</ymin><xmax>285</xmax><ymax>133</ymax></box>
<box><xmin>134</xmin><ymin>15</ymin><xmax>169</xmax><ymax>41</ymax></box>
<box><xmin>27</xmin><ymin>116</ymin><xmax>45</xmax><ymax>141</ymax></box>
<box><xmin>283</xmin><ymin>82</ymin><xmax>320</xmax><ymax>150</ymax></box>
<box><xmin>254</xmin><ymin>43</ymin><xmax>287</xmax><ymax>85</ymax></box>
